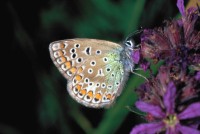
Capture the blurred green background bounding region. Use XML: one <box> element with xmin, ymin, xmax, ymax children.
<box><xmin>2</xmin><ymin>0</ymin><xmax>179</xmax><ymax>134</ymax></box>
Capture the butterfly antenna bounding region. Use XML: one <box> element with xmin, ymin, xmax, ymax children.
<box><xmin>124</xmin><ymin>29</ymin><xmax>143</xmax><ymax>42</ymax></box>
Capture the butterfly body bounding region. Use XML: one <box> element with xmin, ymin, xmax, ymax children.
<box><xmin>49</xmin><ymin>38</ymin><xmax>135</xmax><ymax>108</ymax></box>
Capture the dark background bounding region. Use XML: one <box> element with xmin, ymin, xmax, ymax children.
<box><xmin>2</xmin><ymin>0</ymin><xmax>179</xmax><ymax>134</ymax></box>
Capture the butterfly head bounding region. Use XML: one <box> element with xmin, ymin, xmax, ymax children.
<box><xmin>121</xmin><ymin>35</ymin><xmax>141</xmax><ymax>72</ymax></box>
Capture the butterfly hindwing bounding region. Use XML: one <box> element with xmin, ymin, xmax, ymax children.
<box><xmin>49</xmin><ymin>38</ymin><xmax>127</xmax><ymax>108</ymax></box>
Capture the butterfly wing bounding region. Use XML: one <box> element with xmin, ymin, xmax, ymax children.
<box><xmin>49</xmin><ymin>38</ymin><xmax>128</xmax><ymax>108</ymax></box>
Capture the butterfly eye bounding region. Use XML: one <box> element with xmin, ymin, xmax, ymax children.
<box><xmin>125</xmin><ymin>40</ymin><xmax>134</xmax><ymax>47</ymax></box>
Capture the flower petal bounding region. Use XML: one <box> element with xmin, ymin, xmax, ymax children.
<box><xmin>141</xmin><ymin>29</ymin><xmax>172</xmax><ymax>60</ymax></box>
<box><xmin>164</xmin><ymin>82</ymin><xmax>176</xmax><ymax>114</ymax></box>
<box><xmin>177</xmin><ymin>0</ymin><xmax>185</xmax><ymax>17</ymax></box>
<box><xmin>139</xmin><ymin>60</ymin><xmax>150</xmax><ymax>71</ymax></box>
<box><xmin>135</xmin><ymin>101</ymin><xmax>165</xmax><ymax>118</ymax></box>
<box><xmin>176</xmin><ymin>124</ymin><xmax>200</xmax><ymax>134</ymax></box>
<box><xmin>131</xmin><ymin>49</ymin><xmax>140</xmax><ymax>64</ymax></box>
<box><xmin>130</xmin><ymin>122</ymin><xmax>164</xmax><ymax>134</ymax></box>
<box><xmin>183</xmin><ymin>7</ymin><xmax>198</xmax><ymax>40</ymax></box>
<box><xmin>166</xmin><ymin>127</ymin><xmax>177</xmax><ymax>134</ymax></box>
<box><xmin>178</xmin><ymin>102</ymin><xmax>200</xmax><ymax>120</ymax></box>
<box><xmin>195</xmin><ymin>71</ymin><xmax>200</xmax><ymax>80</ymax></box>
<box><xmin>164</xmin><ymin>21</ymin><xmax>182</xmax><ymax>48</ymax></box>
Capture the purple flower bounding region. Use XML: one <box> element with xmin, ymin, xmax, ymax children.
<box><xmin>140</xmin><ymin>0</ymin><xmax>200</xmax><ymax>71</ymax></box>
<box><xmin>139</xmin><ymin>60</ymin><xmax>150</xmax><ymax>71</ymax></box>
<box><xmin>131</xmin><ymin>81</ymin><xmax>200</xmax><ymax>134</ymax></box>
<box><xmin>131</xmin><ymin>1</ymin><xmax>200</xmax><ymax>133</ymax></box>
<box><xmin>195</xmin><ymin>72</ymin><xmax>200</xmax><ymax>80</ymax></box>
<box><xmin>132</xmin><ymin>65</ymin><xmax>200</xmax><ymax>133</ymax></box>
<box><xmin>131</xmin><ymin>49</ymin><xmax>140</xmax><ymax>64</ymax></box>
<box><xmin>177</xmin><ymin>0</ymin><xmax>186</xmax><ymax>17</ymax></box>
<box><xmin>136</xmin><ymin>66</ymin><xmax>200</xmax><ymax>104</ymax></box>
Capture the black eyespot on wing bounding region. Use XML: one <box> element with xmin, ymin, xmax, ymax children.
<box><xmin>72</xmin><ymin>53</ymin><xmax>77</xmax><ymax>58</ymax></box>
<box><xmin>86</xmin><ymin>47</ymin><xmax>90</xmax><ymax>55</ymax></box>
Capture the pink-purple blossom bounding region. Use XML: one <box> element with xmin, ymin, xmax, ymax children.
<box><xmin>131</xmin><ymin>81</ymin><xmax>200</xmax><ymax>134</ymax></box>
<box><xmin>130</xmin><ymin>0</ymin><xmax>200</xmax><ymax>133</ymax></box>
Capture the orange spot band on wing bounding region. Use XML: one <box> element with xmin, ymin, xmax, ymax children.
<box><xmin>75</xmin><ymin>75</ymin><xmax>82</xmax><ymax>81</ymax></box>
<box><xmin>60</xmin><ymin>57</ymin><xmax>67</xmax><ymax>62</ymax></box>
<box><xmin>80</xmin><ymin>89</ymin><xmax>87</xmax><ymax>96</ymax></box>
<box><xmin>106</xmin><ymin>94</ymin><xmax>112</xmax><ymax>100</ymax></box>
<box><xmin>95</xmin><ymin>93</ymin><xmax>102</xmax><ymax>100</ymax></box>
<box><xmin>60</xmin><ymin>43</ymin><xmax>65</xmax><ymax>49</ymax></box>
<box><xmin>87</xmin><ymin>91</ymin><xmax>93</xmax><ymax>99</ymax></box>
<box><xmin>75</xmin><ymin>84</ymin><xmax>81</xmax><ymax>91</ymax></box>
<box><xmin>56</xmin><ymin>50</ymin><xmax>63</xmax><ymax>57</ymax></box>
<box><xmin>78</xmin><ymin>67</ymin><xmax>83</xmax><ymax>73</ymax></box>
<box><xmin>65</xmin><ymin>61</ymin><xmax>72</xmax><ymax>69</ymax></box>
<box><xmin>70</xmin><ymin>67</ymin><xmax>77</xmax><ymax>74</ymax></box>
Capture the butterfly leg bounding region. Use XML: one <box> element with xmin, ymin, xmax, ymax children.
<box><xmin>130</xmin><ymin>68</ymin><xmax>149</xmax><ymax>82</ymax></box>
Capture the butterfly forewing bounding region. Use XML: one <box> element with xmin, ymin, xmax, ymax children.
<box><xmin>49</xmin><ymin>39</ymin><xmax>126</xmax><ymax>108</ymax></box>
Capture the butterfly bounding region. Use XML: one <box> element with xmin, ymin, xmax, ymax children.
<box><xmin>49</xmin><ymin>35</ymin><xmax>141</xmax><ymax>108</ymax></box>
